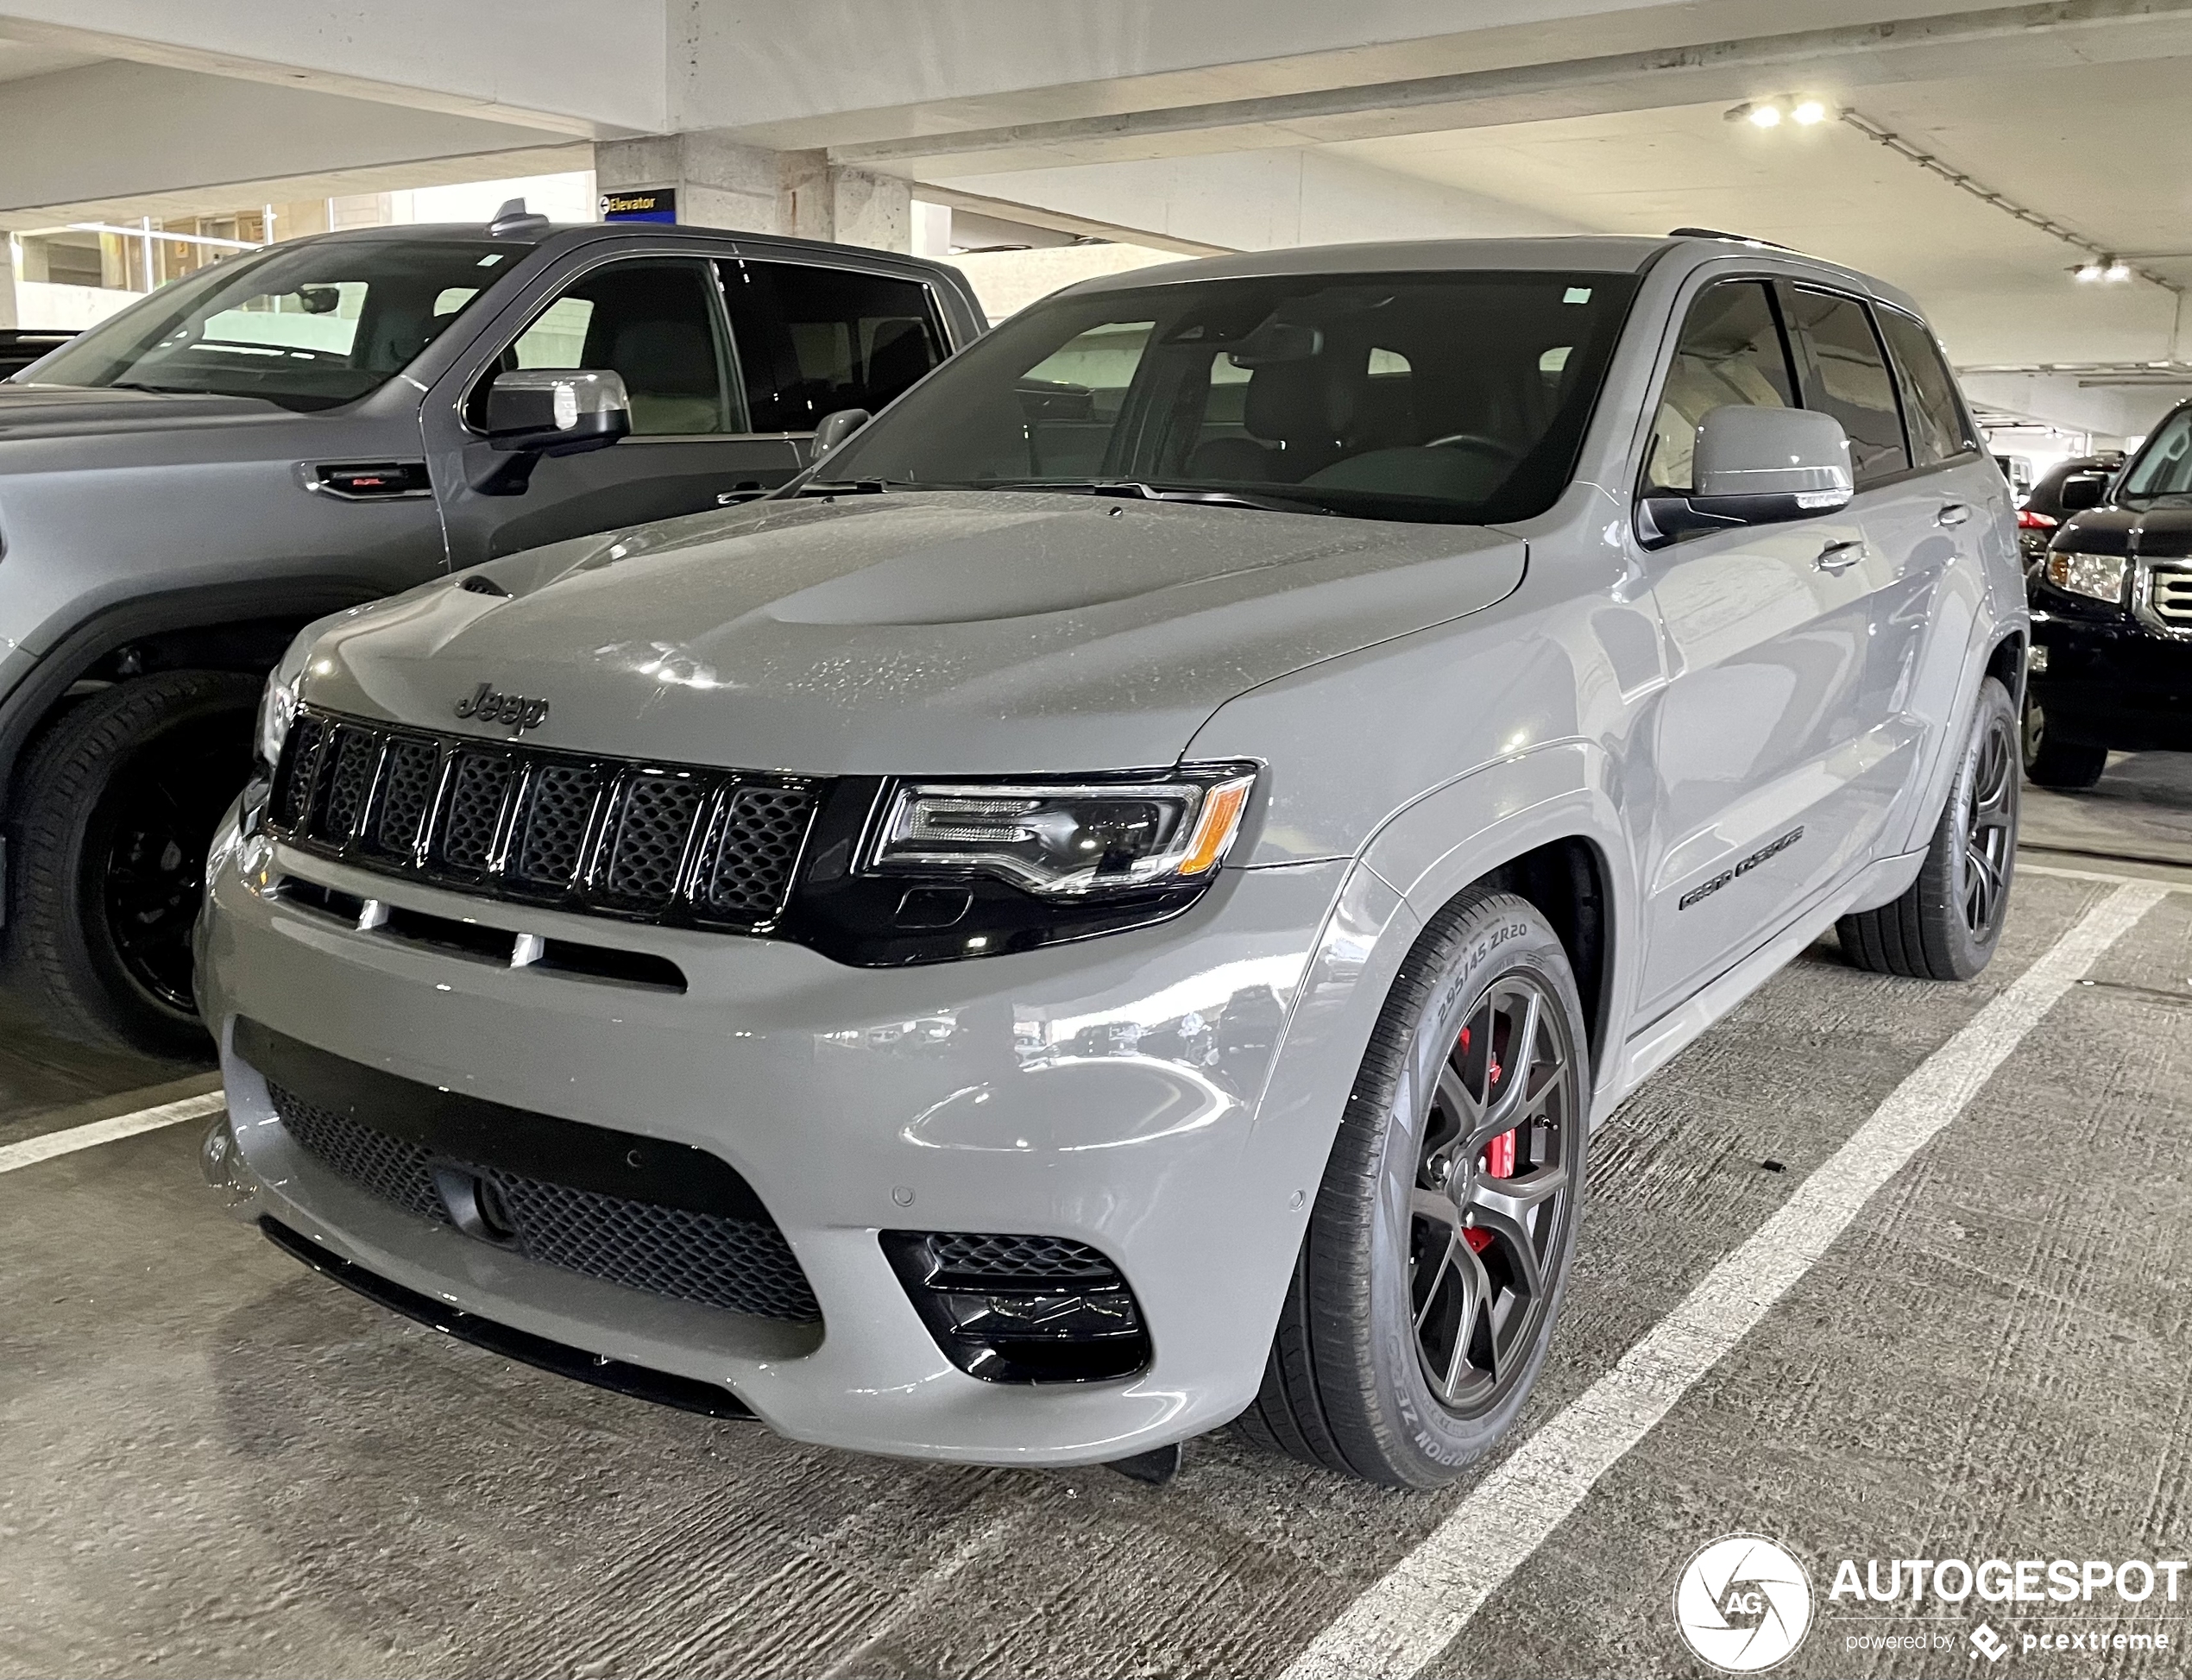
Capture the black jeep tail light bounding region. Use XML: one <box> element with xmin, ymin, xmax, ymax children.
<box><xmin>880</xmin><ymin>1230</ymin><xmax>1150</xmax><ymax>1383</ymax></box>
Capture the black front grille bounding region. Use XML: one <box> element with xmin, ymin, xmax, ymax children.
<box><xmin>266</xmin><ymin>1078</ymin><xmax>820</xmax><ymax>1323</ymax></box>
<box><xmin>268</xmin><ymin>708</ymin><xmax>818</xmax><ymax>932</ymax></box>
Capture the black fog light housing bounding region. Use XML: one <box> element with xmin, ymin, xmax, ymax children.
<box><xmin>880</xmin><ymin>1231</ymin><xmax>1151</xmax><ymax>1383</ymax></box>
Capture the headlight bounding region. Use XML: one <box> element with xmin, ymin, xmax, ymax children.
<box><xmin>870</xmin><ymin>768</ymin><xmax>1256</xmax><ymax>897</ymax></box>
<box><xmin>2045</xmin><ymin>549</ymin><xmax>2128</xmax><ymax>604</ymax></box>
<box><xmin>255</xmin><ymin>667</ymin><xmax>299</xmax><ymax>771</ymax></box>
<box><xmin>255</xmin><ymin>631</ymin><xmax>318</xmax><ymax>771</ymax></box>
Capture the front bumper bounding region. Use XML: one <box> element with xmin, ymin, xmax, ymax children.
<box><xmin>197</xmin><ymin>809</ymin><xmax>1351</xmax><ymax>1466</ymax></box>
<box><xmin>2030</xmin><ymin>606</ymin><xmax>2192</xmax><ymax>752</ymax></box>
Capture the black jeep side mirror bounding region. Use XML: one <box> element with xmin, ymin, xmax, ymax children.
<box><xmin>2058</xmin><ymin>472</ymin><xmax>2108</xmax><ymax>512</ymax></box>
<box><xmin>812</xmin><ymin>407</ymin><xmax>871</xmax><ymax>456</ymax></box>
<box><xmin>471</xmin><ymin>368</ymin><xmax>632</xmax><ymax>494</ymax></box>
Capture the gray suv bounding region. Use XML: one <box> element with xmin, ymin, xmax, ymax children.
<box><xmin>198</xmin><ymin>234</ymin><xmax>2023</xmax><ymax>1487</ymax></box>
<box><xmin>0</xmin><ymin>205</ymin><xmax>983</xmax><ymax>1050</ymax></box>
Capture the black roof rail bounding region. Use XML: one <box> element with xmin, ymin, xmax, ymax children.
<box><xmin>1666</xmin><ymin>226</ymin><xmax>1791</xmax><ymax>249</ymax></box>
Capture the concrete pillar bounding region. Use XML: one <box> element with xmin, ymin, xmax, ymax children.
<box><xmin>0</xmin><ymin>238</ymin><xmax>17</xmax><ymax>330</ymax></box>
<box><xmin>594</xmin><ymin>133</ymin><xmax>911</xmax><ymax>251</ymax></box>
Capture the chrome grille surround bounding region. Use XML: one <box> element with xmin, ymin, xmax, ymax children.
<box><xmin>2136</xmin><ymin>558</ymin><xmax>2192</xmax><ymax>639</ymax></box>
<box><xmin>268</xmin><ymin>706</ymin><xmax>821</xmax><ymax>932</ymax></box>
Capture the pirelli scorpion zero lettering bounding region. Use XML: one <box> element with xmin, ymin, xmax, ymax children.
<box><xmin>1679</xmin><ymin>827</ymin><xmax>1806</xmax><ymax>911</ymax></box>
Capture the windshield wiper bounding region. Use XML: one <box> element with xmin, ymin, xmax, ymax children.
<box><xmin>790</xmin><ymin>478</ymin><xmax>896</xmax><ymax>498</ymax></box>
<box><xmin>984</xmin><ymin>479</ymin><xmax>1334</xmax><ymax>516</ymax></box>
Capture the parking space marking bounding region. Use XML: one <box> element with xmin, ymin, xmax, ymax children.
<box><xmin>0</xmin><ymin>1091</ymin><xmax>226</xmax><ymax>1176</ymax></box>
<box><xmin>2019</xmin><ymin>859</ymin><xmax>2192</xmax><ymax>891</ymax></box>
<box><xmin>1282</xmin><ymin>880</ymin><xmax>2168</xmax><ymax>1680</ymax></box>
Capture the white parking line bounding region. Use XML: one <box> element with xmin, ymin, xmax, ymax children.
<box><xmin>1282</xmin><ymin>880</ymin><xmax>2167</xmax><ymax>1680</ymax></box>
<box><xmin>0</xmin><ymin>1091</ymin><xmax>227</xmax><ymax>1176</ymax></box>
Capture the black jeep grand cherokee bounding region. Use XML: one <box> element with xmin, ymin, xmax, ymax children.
<box><xmin>2025</xmin><ymin>398</ymin><xmax>2192</xmax><ymax>788</ymax></box>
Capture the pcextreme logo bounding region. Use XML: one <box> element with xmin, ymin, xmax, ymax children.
<box><xmin>1675</xmin><ymin>1535</ymin><xmax>1815</xmax><ymax>1672</ymax></box>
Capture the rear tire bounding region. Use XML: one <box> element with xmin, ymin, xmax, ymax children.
<box><xmin>1838</xmin><ymin>676</ymin><xmax>2018</xmax><ymax>982</ymax></box>
<box><xmin>2020</xmin><ymin>689</ymin><xmax>2107</xmax><ymax>790</ymax></box>
<box><xmin>7</xmin><ymin>670</ymin><xmax>257</xmax><ymax>1054</ymax></box>
<box><xmin>1235</xmin><ymin>889</ymin><xmax>1588</xmax><ymax>1488</ymax></box>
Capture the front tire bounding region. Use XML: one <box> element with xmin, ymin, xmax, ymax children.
<box><xmin>7</xmin><ymin>670</ymin><xmax>257</xmax><ymax>1054</ymax></box>
<box><xmin>1838</xmin><ymin>676</ymin><xmax>2018</xmax><ymax>982</ymax></box>
<box><xmin>2020</xmin><ymin>689</ymin><xmax>2107</xmax><ymax>790</ymax></box>
<box><xmin>1237</xmin><ymin>889</ymin><xmax>1588</xmax><ymax>1488</ymax></box>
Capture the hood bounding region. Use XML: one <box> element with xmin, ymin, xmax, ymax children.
<box><xmin>2058</xmin><ymin>498</ymin><xmax>2192</xmax><ymax>561</ymax></box>
<box><xmin>301</xmin><ymin>490</ymin><xmax>1527</xmax><ymax>773</ymax></box>
<box><xmin>0</xmin><ymin>382</ymin><xmax>291</xmax><ymax>444</ymax></box>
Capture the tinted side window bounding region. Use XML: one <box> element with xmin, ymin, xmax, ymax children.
<box><xmin>1875</xmin><ymin>308</ymin><xmax>1975</xmax><ymax>467</ymax></box>
<box><xmin>1644</xmin><ymin>280</ymin><xmax>1798</xmax><ymax>494</ymax></box>
<box><xmin>493</xmin><ymin>257</ymin><xmax>740</xmax><ymax>437</ymax></box>
<box><xmin>720</xmin><ymin>261</ymin><xmax>945</xmax><ymax>432</ymax></box>
<box><xmin>1785</xmin><ymin>288</ymin><xmax>1911</xmax><ymax>486</ymax></box>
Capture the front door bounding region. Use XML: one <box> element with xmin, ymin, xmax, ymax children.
<box><xmin>430</xmin><ymin>254</ymin><xmax>803</xmax><ymax>569</ymax></box>
<box><xmin>1635</xmin><ymin>277</ymin><xmax>1881</xmax><ymax>1017</ymax></box>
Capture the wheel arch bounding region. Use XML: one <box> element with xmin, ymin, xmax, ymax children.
<box><xmin>0</xmin><ymin>577</ymin><xmax>381</xmax><ymax>816</ymax></box>
<box><xmin>1351</xmin><ymin>740</ymin><xmax>1635</xmax><ymax>1088</ymax></box>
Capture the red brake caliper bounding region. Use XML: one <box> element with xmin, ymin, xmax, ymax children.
<box><xmin>1464</xmin><ymin>1023</ymin><xmax>1515</xmax><ymax>1255</ymax></box>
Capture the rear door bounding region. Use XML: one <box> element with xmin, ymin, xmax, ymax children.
<box><xmin>1635</xmin><ymin>277</ymin><xmax>1880</xmax><ymax>1017</ymax></box>
<box><xmin>1779</xmin><ymin>285</ymin><xmax>1938</xmax><ymax>862</ymax></box>
<box><xmin>430</xmin><ymin>249</ymin><xmax>803</xmax><ymax>567</ymax></box>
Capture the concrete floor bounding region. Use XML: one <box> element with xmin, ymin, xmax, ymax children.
<box><xmin>3</xmin><ymin>758</ymin><xmax>2190</xmax><ymax>1678</ymax></box>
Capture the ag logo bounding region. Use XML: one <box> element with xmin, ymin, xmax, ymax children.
<box><xmin>1674</xmin><ymin>1535</ymin><xmax>1814</xmax><ymax>1672</ymax></box>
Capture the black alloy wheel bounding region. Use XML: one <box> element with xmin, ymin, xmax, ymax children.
<box><xmin>1958</xmin><ymin>701</ymin><xmax>2015</xmax><ymax>943</ymax></box>
<box><xmin>1237</xmin><ymin>888</ymin><xmax>1590</xmax><ymax>1488</ymax></box>
<box><xmin>9</xmin><ymin>670</ymin><xmax>258</xmax><ymax>1053</ymax></box>
<box><xmin>1838</xmin><ymin>675</ymin><xmax>2019</xmax><ymax>982</ymax></box>
<box><xmin>2019</xmin><ymin>689</ymin><xmax>2107</xmax><ymax>790</ymax></box>
<box><xmin>1408</xmin><ymin>972</ymin><xmax>1578</xmax><ymax>1419</ymax></box>
<box><xmin>91</xmin><ymin>714</ymin><xmax>251</xmax><ymax>1013</ymax></box>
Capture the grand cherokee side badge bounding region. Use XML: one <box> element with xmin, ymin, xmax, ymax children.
<box><xmin>455</xmin><ymin>682</ymin><xmax>551</xmax><ymax>733</ymax></box>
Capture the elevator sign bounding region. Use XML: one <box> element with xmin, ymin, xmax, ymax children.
<box><xmin>601</xmin><ymin>189</ymin><xmax>677</xmax><ymax>224</ymax></box>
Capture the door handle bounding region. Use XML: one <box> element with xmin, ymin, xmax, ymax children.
<box><xmin>1936</xmin><ymin>502</ymin><xmax>1973</xmax><ymax>527</ymax></box>
<box><xmin>1815</xmin><ymin>538</ymin><xmax>1867</xmax><ymax>573</ymax></box>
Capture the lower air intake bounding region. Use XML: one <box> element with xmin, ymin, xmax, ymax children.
<box><xmin>243</xmin><ymin>1022</ymin><xmax>820</xmax><ymax>1324</ymax></box>
<box><xmin>881</xmin><ymin>1230</ymin><xmax>1150</xmax><ymax>1383</ymax></box>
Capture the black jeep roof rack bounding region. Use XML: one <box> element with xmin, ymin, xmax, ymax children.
<box><xmin>1666</xmin><ymin>226</ymin><xmax>1790</xmax><ymax>249</ymax></box>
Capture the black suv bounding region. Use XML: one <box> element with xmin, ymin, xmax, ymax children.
<box><xmin>2025</xmin><ymin>403</ymin><xmax>2192</xmax><ymax>786</ymax></box>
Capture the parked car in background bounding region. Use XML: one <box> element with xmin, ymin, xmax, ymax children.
<box><xmin>2025</xmin><ymin>405</ymin><xmax>2192</xmax><ymax>786</ymax></box>
<box><xmin>197</xmin><ymin>233</ymin><xmax>2024</xmax><ymax>1488</ymax></box>
<box><xmin>0</xmin><ymin>330</ymin><xmax>72</xmax><ymax>380</ymax></box>
<box><xmin>2016</xmin><ymin>450</ymin><xmax>2124</xmax><ymax>570</ymax></box>
<box><xmin>1994</xmin><ymin>451</ymin><xmax>2034</xmax><ymax>500</ymax></box>
<box><xmin>0</xmin><ymin>202</ymin><xmax>981</xmax><ymax>1051</ymax></box>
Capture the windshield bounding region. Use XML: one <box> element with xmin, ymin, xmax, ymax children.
<box><xmin>20</xmin><ymin>236</ymin><xmax>533</xmax><ymax>412</ymax></box>
<box><xmin>822</xmin><ymin>268</ymin><xmax>1638</xmax><ymax>524</ymax></box>
<box><xmin>2120</xmin><ymin>407</ymin><xmax>2192</xmax><ymax>500</ymax></box>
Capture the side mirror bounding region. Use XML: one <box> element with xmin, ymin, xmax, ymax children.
<box><xmin>2058</xmin><ymin>472</ymin><xmax>2108</xmax><ymax>512</ymax></box>
<box><xmin>471</xmin><ymin>368</ymin><xmax>631</xmax><ymax>494</ymax></box>
<box><xmin>812</xmin><ymin>407</ymin><xmax>871</xmax><ymax>456</ymax></box>
<box><xmin>1640</xmin><ymin>406</ymin><xmax>1853</xmax><ymax>545</ymax></box>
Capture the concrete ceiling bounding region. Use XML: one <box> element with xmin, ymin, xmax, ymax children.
<box><xmin>0</xmin><ymin>34</ymin><xmax>95</xmax><ymax>81</ymax></box>
<box><xmin>1332</xmin><ymin>53</ymin><xmax>2192</xmax><ymax>368</ymax></box>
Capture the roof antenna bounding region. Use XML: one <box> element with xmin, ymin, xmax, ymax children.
<box><xmin>488</xmin><ymin>197</ymin><xmax>551</xmax><ymax>237</ymax></box>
